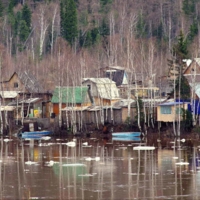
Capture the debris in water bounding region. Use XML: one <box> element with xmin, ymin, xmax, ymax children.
<box><xmin>66</xmin><ymin>141</ymin><xmax>76</xmax><ymax>147</ymax></box>
<box><xmin>62</xmin><ymin>163</ymin><xmax>86</xmax><ymax>167</ymax></box>
<box><xmin>175</xmin><ymin>162</ymin><xmax>189</xmax><ymax>165</ymax></box>
<box><xmin>3</xmin><ymin>138</ymin><xmax>12</xmax><ymax>142</ymax></box>
<box><xmin>82</xmin><ymin>145</ymin><xmax>92</xmax><ymax>147</ymax></box>
<box><xmin>45</xmin><ymin>160</ymin><xmax>55</xmax><ymax>166</ymax></box>
<box><xmin>78</xmin><ymin>174</ymin><xmax>95</xmax><ymax>177</ymax></box>
<box><xmin>41</xmin><ymin>136</ymin><xmax>51</xmax><ymax>140</ymax></box>
<box><xmin>82</xmin><ymin>142</ymin><xmax>88</xmax><ymax>146</ymax></box>
<box><xmin>85</xmin><ymin>157</ymin><xmax>100</xmax><ymax>161</ymax></box>
<box><xmin>25</xmin><ymin>161</ymin><xmax>37</xmax><ymax>165</ymax></box>
<box><xmin>133</xmin><ymin>146</ymin><xmax>155</xmax><ymax>150</ymax></box>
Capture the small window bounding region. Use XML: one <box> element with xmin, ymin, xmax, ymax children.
<box><xmin>176</xmin><ymin>107</ymin><xmax>183</xmax><ymax>115</ymax></box>
<box><xmin>161</xmin><ymin>106</ymin><xmax>171</xmax><ymax>114</ymax></box>
<box><xmin>14</xmin><ymin>82</ymin><xmax>18</xmax><ymax>88</ymax></box>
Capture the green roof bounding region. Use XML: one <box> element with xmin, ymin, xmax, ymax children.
<box><xmin>51</xmin><ymin>86</ymin><xmax>88</xmax><ymax>104</ymax></box>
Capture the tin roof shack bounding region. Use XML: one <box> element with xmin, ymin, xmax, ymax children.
<box><xmin>0</xmin><ymin>71</ymin><xmax>52</xmax><ymax>117</ymax></box>
<box><xmin>51</xmin><ymin>86</ymin><xmax>92</xmax><ymax>117</ymax></box>
<box><xmin>1</xmin><ymin>71</ymin><xmax>44</xmax><ymax>93</ymax></box>
<box><xmin>61</xmin><ymin>99</ymin><xmax>137</xmax><ymax>132</ymax></box>
<box><xmin>82</xmin><ymin>78</ymin><xmax>120</xmax><ymax>106</ymax></box>
<box><xmin>15</xmin><ymin>98</ymin><xmax>44</xmax><ymax>118</ymax></box>
<box><xmin>112</xmin><ymin>99</ymin><xmax>136</xmax><ymax>124</ymax></box>
<box><xmin>157</xmin><ymin>101</ymin><xmax>189</xmax><ymax>122</ymax></box>
<box><xmin>103</xmin><ymin>66</ymin><xmax>129</xmax><ymax>86</ymax></box>
<box><xmin>0</xmin><ymin>91</ymin><xmax>18</xmax><ymax>105</ymax></box>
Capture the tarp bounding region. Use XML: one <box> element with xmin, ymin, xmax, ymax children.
<box><xmin>188</xmin><ymin>100</ymin><xmax>200</xmax><ymax>115</ymax></box>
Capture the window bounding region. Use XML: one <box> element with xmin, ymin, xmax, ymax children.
<box><xmin>14</xmin><ymin>82</ymin><xmax>18</xmax><ymax>88</ymax></box>
<box><xmin>161</xmin><ymin>106</ymin><xmax>171</xmax><ymax>114</ymax></box>
<box><xmin>176</xmin><ymin>107</ymin><xmax>183</xmax><ymax>115</ymax></box>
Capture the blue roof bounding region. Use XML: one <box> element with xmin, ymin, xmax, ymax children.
<box><xmin>159</xmin><ymin>102</ymin><xmax>188</xmax><ymax>106</ymax></box>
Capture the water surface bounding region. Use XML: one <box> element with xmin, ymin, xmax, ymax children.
<box><xmin>0</xmin><ymin>135</ymin><xmax>200</xmax><ymax>199</ymax></box>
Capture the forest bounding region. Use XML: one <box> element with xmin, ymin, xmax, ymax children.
<box><xmin>0</xmin><ymin>0</ymin><xmax>199</xmax><ymax>91</ymax></box>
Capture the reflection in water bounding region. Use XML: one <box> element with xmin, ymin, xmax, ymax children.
<box><xmin>0</xmin><ymin>136</ymin><xmax>200</xmax><ymax>199</ymax></box>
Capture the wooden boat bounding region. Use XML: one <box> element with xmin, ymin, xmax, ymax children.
<box><xmin>112</xmin><ymin>132</ymin><xmax>141</xmax><ymax>137</ymax></box>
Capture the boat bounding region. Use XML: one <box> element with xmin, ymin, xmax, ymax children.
<box><xmin>18</xmin><ymin>130</ymin><xmax>52</xmax><ymax>138</ymax></box>
<box><xmin>112</xmin><ymin>136</ymin><xmax>141</xmax><ymax>142</ymax></box>
<box><xmin>112</xmin><ymin>132</ymin><xmax>141</xmax><ymax>137</ymax></box>
<box><xmin>15</xmin><ymin>120</ymin><xmax>52</xmax><ymax>138</ymax></box>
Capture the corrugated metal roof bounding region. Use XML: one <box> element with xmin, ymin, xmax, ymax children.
<box><xmin>0</xmin><ymin>91</ymin><xmax>18</xmax><ymax>98</ymax></box>
<box><xmin>83</xmin><ymin>78</ymin><xmax>116</xmax><ymax>84</ymax></box>
<box><xmin>113</xmin><ymin>99</ymin><xmax>135</xmax><ymax>107</ymax></box>
<box><xmin>62</xmin><ymin>105</ymin><xmax>103</xmax><ymax>111</ymax></box>
<box><xmin>19</xmin><ymin>98</ymin><xmax>42</xmax><ymax>104</ymax></box>
<box><xmin>51</xmin><ymin>86</ymin><xmax>89</xmax><ymax>104</ymax></box>
<box><xmin>159</xmin><ymin>101</ymin><xmax>189</xmax><ymax>106</ymax></box>
<box><xmin>87</xmin><ymin>106</ymin><xmax>102</xmax><ymax>111</ymax></box>
<box><xmin>18</xmin><ymin>71</ymin><xmax>44</xmax><ymax>93</ymax></box>
<box><xmin>0</xmin><ymin>106</ymin><xmax>16</xmax><ymax>111</ymax></box>
<box><xmin>83</xmin><ymin>78</ymin><xmax>120</xmax><ymax>99</ymax></box>
<box><xmin>108</xmin><ymin>66</ymin><xmax>125</xmax><ymax>70</ymax></box>
<box><xmin>96</xmin><ymin>83</ymin><xmax>120</xmax><ymax>99</ymax></box>
<box><xmin>62</xmin><ymin>106</ymin><xmax>89</xmax><ymax>111</ymax></box>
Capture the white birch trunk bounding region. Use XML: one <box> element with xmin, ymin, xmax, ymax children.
<box><xmin>0</xmin><ymin>98</ymin><xmax>2</xmax><ymax>134</ymax></box>
<box><xmin>51</xmin><ymin>5</ymin><xmax>58</xmax><ymax>57</ymax></box>
<box><xmin>133</xmin><ymin>67</ymin><xmax>142</xmax><ymax>132</ymax></box>
<box><xmin>58</xmin><ymin>52</ymin><xmax>62</xmax><ymax>129</ymax></box>
<box><xmin>39</xmin><ymin>6</ymin><xmax>49</xmax><ymax>59</ymax></box>
<box><xmin>173</xmin><ymin>61</ymin><xmax>176</xmax><ymax>136</ymax></box>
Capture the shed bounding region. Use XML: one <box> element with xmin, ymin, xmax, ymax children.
<box><xmin>18</xmin><ymin>97</ymin><xmax>43</xmax><ymax>118</ymax></box>
<box><xmin>157</xmin><ymin>101</ymin><xmax>189</xmax><ymax>122</ymax></box>
<box><xmin>82</xmin><ymin>78</ymin><xmax>120</xmax><ymax>106</ymax></box>
<box><xmin>51</xmin><ymin>86</ymin><xmax>91</xmax><ymax>116</ymax></box>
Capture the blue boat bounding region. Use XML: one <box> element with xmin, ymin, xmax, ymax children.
<box><xmin>20</xmin><ymin>135</ymin><xmax>45</xmax><ymax>139</ymax></box>
<box><xmin>18</xmin><ymin>130</ymin><xmax>52</xmax><ymax>138</ymax></box>
<box><xmin>112</xmin><ymin>132</ymin><xmax>141</xmax><ymax>137</ymax></box>
<box><xmin>112</xmin><ymin>136</ymin><xmax>141</xmax><ymax>142</ymax></box>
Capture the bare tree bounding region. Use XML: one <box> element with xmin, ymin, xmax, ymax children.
<box><xmin>50</xmin><ymin>5</ymin><xmax>58</xmax><ymax>58</ymax></box>
<box><xmin>38</xmin><ymin>5</ymin><xmax>49</xmax><ymax>59</ymax></box>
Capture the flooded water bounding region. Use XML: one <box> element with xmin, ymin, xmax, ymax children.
<box><xmin>0</xmin><ymin>134</ymin><xmax>200</xmax><ymax>200</ymax></box>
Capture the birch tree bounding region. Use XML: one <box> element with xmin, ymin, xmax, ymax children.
<box><xmin>50</xmin><ymin>5</ymin><xmax>58</xmax><ymax>58</ymax></box>
<box><xmin>38</xmin><ymin>6</ymin><xmax>49</xmax><ymax>59</ymax></box>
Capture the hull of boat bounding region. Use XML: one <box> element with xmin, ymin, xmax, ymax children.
<box><xmin>19</xmin><ymin>130</ymin><xmax>52</xmax><ymax>137</ymax></box>
<box><xmin>112</xmin><ymin>132</ymin><xmax>141</xmax><ymax>137</ymax></box>
<box><xmin>112</xmin><ymin>136</ymin><xmax>141</xmax><ymax>141</ymax></box>
<box><xmin>21</xmin><ymin>135</ymin><xmax>45</xmax><ymax>139</ymax></box>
